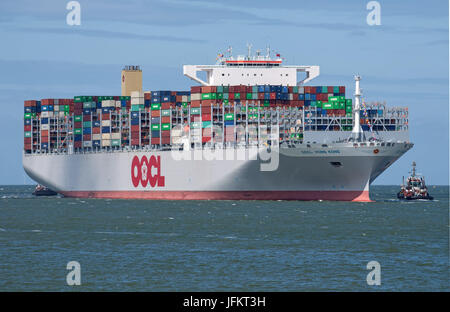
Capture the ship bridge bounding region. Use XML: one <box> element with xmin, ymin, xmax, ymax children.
<box><xmin>183</xmin><ymin>46</ymin><xmax>320</xmax><ymax>86</ymax></box>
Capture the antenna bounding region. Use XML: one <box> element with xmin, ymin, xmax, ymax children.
<box><xmin>247</xmin><ymin>43</ymin><xmax>252</xmax><ymax>60</ymax></box>
<box><xmin>412</xmin><ymin>161</ymin><xmax>416</xmax><ymax>177</ymax></box>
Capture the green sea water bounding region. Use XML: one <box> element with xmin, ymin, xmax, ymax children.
<box><xmin>0</xmin><ymin>185</ymin><xmax>448</xmax><ymax>291</ymax></box>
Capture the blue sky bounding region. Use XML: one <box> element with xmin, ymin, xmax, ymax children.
<box><xmin>0</xmin><ymin>0</ymin><xmax>448</xmax><ymax>185</ymax></box>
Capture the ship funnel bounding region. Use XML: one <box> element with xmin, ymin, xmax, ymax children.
<box><xmin>351</xmin><ymin>75</ymin><xmax>363</xmax><ymax>141</ymax></box>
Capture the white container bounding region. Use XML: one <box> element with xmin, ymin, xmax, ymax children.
<box><xmin>115</xmin><ymin>101</ymin><xmax>121</xmax><ymax>108</ymax></box>
<box><xmin>101</xmin><ymin>139</ymin><xmax>111</xmax><ymax>147</ymax></box>
<box><xmin>131</xmin><ymin>98</ymin><xmax>144</xmax><ymax>105</ymax></box>
<box><xmin>59</xmin><ymin>112</ymin><xmax>65</xmax><ymax>117</ymax></box>
<box><xmin>83</xmin><ymin>141</ymin><xmax>92</xmax><ymax>147</ymax></box>
<box><xmin>41</xmin><ymin>111</ymin><xmax>49</xmax><ymax>118</ymax></box>
<box><xmin>102</xmin><ymin>100</ymin><xmax>115</xmax><ymax>107</ymax></box>
<box><xmin>182</xmin><ymin>95</ymin><xmax>188</xmax><ymax>102</ymax></box>
<box><xmin>171</xmin><ymin>129</ymin><xmax>183</xmax><ymax>137</ymax></box>
<box><xmin>131</xmin><ymin>91</ymin><xmax>144</xmax><ymax>98</ymax></box>
<box><xmin>41</xmin><ymin>124</ymin><xmax>50</xmax><ymax>130</ymax></box>
<box><xmin>101</xmin><ymin>120</ymin><xmax>111</xmax><ymax>127</ymax></box>
<box><xmin>102</xmin><ymin>133</ymin><xmax>111</xmax><ymax>140</ymax></box>
<box><xmin>93</xmin><ymin>134</ymin><xmax>101</xmax><ymax>140</ymax></box>
<box><xmin>191</xmin><ymin>93</ymin><xmax>201</xmax><ymax>101</ymax></box>
<box><xmin>48</xmin><ymin>112</ymin><xmax>54</xmax><ymax>117</ymax></box>
<box><xmin>54</xmin><ymin>99</ymin><xmax>59</xmax><ymax>105</ymax></box>
<box><xmin>54</xmin><ymin>105</ymin><xmax>60</xmax><ymax>112</ymax></box>
<box><xmin>111</xmin><ymin>133</ymin><xmax>121</xmax><ymax>140</ymax></box>
<box><xmin>298</xmin><ymin>87</ymin><xmax>304</xmax><ymax>93</ymax></box>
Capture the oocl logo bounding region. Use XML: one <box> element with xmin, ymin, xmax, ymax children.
<box><xmin>131</xmin><ymin>155</ymin><xmax>165</xmax><ymax>188</ymax></box>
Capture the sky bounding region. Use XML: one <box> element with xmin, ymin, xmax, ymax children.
<box><xmin>0</xmin><ymin>0</ymin><xmax>448</xmax><ymax>185</ymax></box>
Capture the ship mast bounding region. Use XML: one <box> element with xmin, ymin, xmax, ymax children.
<box><xmin>411</xmin><ymin>161</ymin><xmax>416</xmax><ymax>177</ymax></box>
<box><xmin>351</xmin><ymin>75</ymin><xmax>363</xmax><ymax>141</ymax></box>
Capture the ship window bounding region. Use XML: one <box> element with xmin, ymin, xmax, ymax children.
<box><xmin>286</xmin><ymin>74</ymin><xmax>288</xmax><ymax>76</ymax></box>
<box><xmin>330</xmin><ymin>162</ymin><xmax>342</xmax><ymax>168</ymax></box>
<box><xmin>222</xmin><ymin>73</ymin><xmax>225</xmax><ymax>76</ymax></box>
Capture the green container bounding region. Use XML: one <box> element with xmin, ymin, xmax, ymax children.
<box><xmin>64</xmin><ymin>105</ymin><xmax>70</xmax><ymax>112</ymax></box>
<box><xmin>74</xmin><ymin>115</ymin><xmax>82</xmax><ymax>122</ymax></box>
<box><xmin>223</xmin><ymin>86</ymin><xmax>229</xmax><ymax>93</ymax></box>
<box><xmin>161</xmin><ymin>123</ymin><xmax>171</xmax><ymax>131</ymax></box>
<box><xmin>345</xmin><ymin>106</ymin><xmax>353</xmax><ymax>113</ymax></box>
<box><xmin>201</xmin><ymin>93</ymin><xmax>216</xmax><ymax>100</ymax></box>
<box><xmin>323</xmin><ymin>102</ymin><xmax>333</xmax><ymax>109</ymax></box>
<box><xmin>234</xmin><ymin>93</ymin><xmax>240</xmax><ymax>99</ymax></box>
<box><xmin>223</xmin><ymin>99</ymin><xmax>229</xmax><ymax>104</ymax></box>
<box><xmin>322</xmin><ymin>86</ymin><xmax>328</xmax><ymax>93</ymax></box>
<box><xmin>223</xmin><ymin>93</ymin><xmax>229</xmax><ymax>100</ymax></box>
<box><xmin>131</xmin><ymin>105</ymin><xmax>141</xmax><ymax>112</ymax></box>
<box><xmin>246</xmin><ymin>93</ymin><xmax>252</xmax><ymax>100</ymax></box>
<box><xmin>316</xmin><ymin>101</ymin><xmax>322</xmax><ymax>108</ymax></box>
<box><xmin>217</xmin><ymin>93</ymin><xmax>223</xmax><ymax>100</ymax></box>
<box><xmin>293</xmin><ymin>86</ymin><xmax>298</xmax><ymax>94</ymax></box>
<box><xmin>24</xmin><ymin>131</ymin><xmax>32</xmax><ymax>138</ymax></box>
<box><xmin>346</xmin><ymin>99</ymin><xmax>352</xmax><ymax>106</ymax></box>
<box><xmin>333</xmin><ymin>86</ymin><xmax>339</xmax><ymax>93</ymax></box>
<box><xmin>31</xmin><ymin>113</ymin><xmax>36</xmax><ymax>118</ymax></box>
<box><xmin>151</xmin><ymin>124</ymin><xmax>160</xmax><ymax>131</ymax></box>
<box><xmin>151</xmin><ymin>103</ymin><xmax>161</xmax><ymax>110</ymax></box>
<box><xmin>346</xmin><ymin>112</ymin><xmax>353</xmax><ymax>117</ymax></box>
<box><xmin>83</xmin><ymin>121</ymin><xmax>91</xmax><ymax>128</ymax></box>
<box><xmin>191</xmin><ymin>108</ymin><xmax>200</xmax><ymax>115</ymax></box>
<box><xmin>74</xmin><ymin>96</ymin><xmax>85</xmax><ymax>103</ymax></box>
<box><xmin>24</xmin><ymin>113</ymin><xmax>32</xmax><ymax>119</ymax></box>
<box><xmin>310</xmin><ymin>101</ymin><xmax>316</xmax><ymax>107</ymax></box>
<box><xmin>217</xmin><ymin>86</ymin><xmax>224</xmax><ymax>93</ymax></box>
<box><xmin>120</xmin><ymin>96</ymin><xmax>131</xmax><ymax>100</ymax></box>
<box><xmin>224</xmin><ymin>113</ymin><xmax>234</xmax><ymax>121</ymax></box>
<box><xmin>111</xmin><ymin>139</ymin><xmax>121</xmax><ymax>146</ymax></box>
<box><xmin>182</xmin><ymin>102</ymin><xmax>188</xmax><ymax>107</ymax></box>
<box><xmin>161</xmin><ymin>110</ymin><xmax>170</xmax><ymax>117</ymax></box>
<box><xmin>74</xmin><ymin>128</ymin><xmax>82</xmax><ymax>135</ymax></box>
<box><xmin>202</xmin><ymin>121</ymin><xmax>212</xmax><ymax>128</ymax></box>
<box><xmin>328</xmin><ymin>96</ymin><xmax>339</xmax><ymax>102</ymax></box>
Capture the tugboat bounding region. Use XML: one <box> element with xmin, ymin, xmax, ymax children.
<box><xmin>397</xmin><ymin>162</ymin><xmax>433</xmax><ymax>200</ymax></box>
<box><xmin>32</xmin><ymin>184</ymin><xmax>58</xmax><ymax>196</ymax></box>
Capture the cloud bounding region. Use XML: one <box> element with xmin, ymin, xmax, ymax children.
<box><xmin>12</xmin><ymin>26</ymin><xmax>207</xmax><ymax>43</ymax></box>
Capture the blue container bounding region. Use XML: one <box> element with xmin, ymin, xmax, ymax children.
<box><xmin>362</xmin><ymin>125</ymin><xmax>370</xmax><ymax>131</ymax></box>
<box><xmin>151</xmin><ymin>130</ymin><xmax>160</xmax><ymax>137</ymax></box>
<box><xmin>144</xmin><ymin>99</ymin><xmax>150</xmax><ymax>107</ymax></box>
<box><xmin>161</xmin><ymin>96</ymin><xmax>170</xmax><ymax>103</ymax></box>
<box><xmin>269</xmin><ymin>86</ymin><xmax>276</xmax><ymax>93</ymax></box>
<box><xmin>316</xmin><ymin>107</ymin><xmax>322</xmax><ymax>113</ymax></box>
<box><xmin>131</xmin><ymin>112</ymin><xmax>139</xmax><ymax>119</ymax></box>
<box><xmin>276</xmin><ymin>93</ymin><xmax>282</xmax><ymax>100</ymax></box>
<box><xmin>83</xmin><ymin>108</ymin><xmax>91</xmax><ymax>115</ymax></box>
<box><xmin>74</xmin><ymin>135</ymin><xmax>82</xmax><ymax>141</ymax></box>
<box><xmin>93</xmin><ymin>140</ymin><xmax>101</xmax><ymax>147</ymax></box>
<box><xmin>41</xmin><ymin>143</ymin><xmax>49</xmax><ymax>149</ymax></box>
<box><xmin>41</xmin><ymin>118</ymin><xmax>49</xmax><ymax>124</ymax></box>
<box><xmin>151</xmin><ymin>117</ymin><xmax>160</xmax><ymax>123</ymax></box>
<box><xmin>102</xmin><ymin>108</ymin><xmax>111</xmax><ymax>114</ymax></box>
<box><xmin>311</xmin><ymin>94</ymin><xmax>316</xmax><ymax>101</ymax></box>
<box><xmin>83</xmin><ymin>127</ymin><xmax>91</xmax><ymax>135</ymax></box>
<box><xmin>96</xmin><ymin>102</ymin><xmax>102</xmax><ymax>109</ymax></box>
<box><xmin>101</xmin><ymin>126</ymin><xmax>111</xmax><ymax>133</ymax></box>
<box><xmin>299</xmin><ymin>94</ymin><xmax>305</xmax><ymax>100</ymax></box>
<box><xmin>258</xmin><ymin>85</ymin><xmax>265</xmax><ymax>93</ymax></box>
<box><xmin>316</xmin><ymin>86</ymin><xmax>321</xmax><ymax>93</ymax></box>
<box><xmin>41</xmin><ymin>105</ymin><xmax>49</xmax><ymax>111</ymax></box>
<box><xmin>224</xmin><ymin>120</ymin><xmax>234</xmax><ymax>126</ymax></box>
<box><xmin>24</xmin><ymin>119</ymin><xmax>31</xmax><ymax>125</ymax></box>
<box><xmin>378</xmin><ymin>110</ymin><xmax>383</xmax><ymax>116</ymax></box>
<box><xmin>151</xmin><ymin>91</ymin><xmax>160</xmax><ymax>97</ymax></box>
<box><xmin>264</xmin><ymin>93</ymin><xmax>270</xmax><ymax>100</ymax></box>
<box><xmin>281</xmin><ymin>93</ymin><xmax>288</xmax><ymax>100</ymax></box>
<box><xmin>151</xmin><ymin>97</ymin><xmax>160</xmax><ymax>103</ymax></box>
<box><xmin>321</xmin><ymin>110</ymin><xmax>327</xmax><ymax>116</ymax></box>
<box><xmin>161</xmin><ymin>91</ymin><xmax>171</xmax><ymax>96</ymax></box>
<box><xmin>131</xmin><ymin>119</ymin><xmax>139</xmax><ymax>125</ymax></box>
<box><xmin>121</xmin><ymin>100</ymin><xmax>127</xmax><ymax>107</ymax></box>
<box><xmin>176</xmin><ymin>102</ymin><xmax>182</xmax><ymax>107</ymax></box>
<box><xmin>264</xmin><ymin>85</ymin><xmax>270</xmax><ymax>93</ymax></box>
<box><xmin>93</xmin><ymin>121</ymin><xmax>101</xmax><ymax>127</ymax></box>
<box><xmin>305</xmin><ymin>94</ymin><xmax>311</xmax><ymax>100</ymax></box>
<box><xmin>47</xmin><ymin>105</ymin><xmax>54</xmax><ymax>111</ymax></box>
<box><xmin>281</xmin><ymin>86</ymin><xmax>288</xmax><ymax>93</ymax></box>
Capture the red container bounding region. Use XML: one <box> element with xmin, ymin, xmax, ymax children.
<box><xmin>201</xmin><ymin>106</ymin><xmax>211</xmax><ymax>113</ymax></box>
<box><xmin>83</xmin><ymin>134</ymin><xmax>91</xmax><ymax>141</ymax></box>
<box><xmin>131</xmin><ymin>139</ymin><xmax>140</xmax><ymax>145</ymax></box>
<box><xmin>201</xmin><ymin>86</ymin><xmax>214</xmax><ymax>93</ymax></box>
<box><xmin>24</xmin><ymin>125</ymin><xmax>31</xmax><ymax>132</ymax></box>
<box><xmin>151</xmin><ymin>110</ymin><xmax>160</xmax><ymax>117</ymax></box>
<box><xmin>83</xmin><ymin>115</ymin><xmax>91</xmax><ymax>121</ymax></box>
<box><xmin>41</xmin><ymin>130</ymin><xmax>49</xmax><ymax>137</ymax></box>
<box><xmin>327</xmin><ymin>86</ymin><xmax>333</xmax><ymax>93</ymax></box>
<box><xmin>144</xmin><ymin>93</ymin><xmax>151</xmax><ymax>100</ymax></box>
<box><xmin>102</xmin><ymin>114</ymin><xmax>110</xmax><ymax>120</ymax></box>
<box><xmin>339</xmin><ymin>86</ymin><xmax>345</xmax><ymax>94</ymax></box>
<box><xmin>258</xmin><ymin>93</ymin><xmax>265</xmax><ymax>100</ymax></box>
<box><xmin>270</xmin><ymin>93</ymin><xmax>276</xmax><ymax>100</ymax></box>
<box><xmin>202</xmin><ymin>114</ymin><xmax>211</xmax><ymax>121</ymax></box>
<box><xmin>74</xmin><ymin>141</ymin><xmax>82</xmax><ymax>148</ymax></box>
<box><xmin>202</xmin><ymin>100</ymin><xmax>214</xmax><ymax>106</ymax></box>
<box><xmin>293</xmin><ymin>93</ymin><xmax>299</xmax><ymax>100</ymax></box>
<box><xmin>228</xmin><ymin>93</ymin><xmax>235</xmax><ymax>100</ymax></box>
<box><xmin>161</xmin><ymin>116</ymin><xmax>170</xmax><ymax>123</ymax></box>
<box><xmin>41</xmin><ymin>136</ymin><xmax>49</xmax><ymax>143</ymax></box>
<box><xmin>161</xmin><ymin>137</ymin><xmax>170</xmax><ymax>145</ymax></box>
<box><xmin>131</xmin><ymin>125</ymin><xmax>140</xmax><ymax>132</ymax></box>
<box><xmin>74</xmin><ymin>121</ymin><xmax>82</xmax><ymax>128</ymax></box>
<box><xmin>151</xmin><ymin>138</ymin><xmax>160</xmax><ymax>145</ymax></box>
<box><xmin>191</xmin><ymin>86</ymin><xmax>202</xmax><ymax>93</ymax></box>
<box><xmin>161</xmin><ymin>130</ymin><xmax>170</xmax><ymax>138</ymax></box>
<box><xmin>41</xmin><ymin>99</ymin><xmax>54</xmax><ymax>105</ymax></box>
<box><xmin>191</xmin><ymin>100</ymin><xmax>201</xmax><ymax>107</ymax></box>
<box><xmin>161</xmin><ymin>102</ymin><xmax>171</xmax><ymax>110</ymax></box>
<box><xmin>92</xmin><ymin>127</ymin><xmax>100</xmax><ymax>134</ymax></box>
<box><xmin>24</xmin><ymin>137</ymin><xmax>31</xmax><ymax>144</ymax></box>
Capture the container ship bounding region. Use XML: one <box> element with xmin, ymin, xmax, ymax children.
<box><xmin>22</xmin><ymin>47</ymin><xmax>412</xmax><ymax>201</ymax></box>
